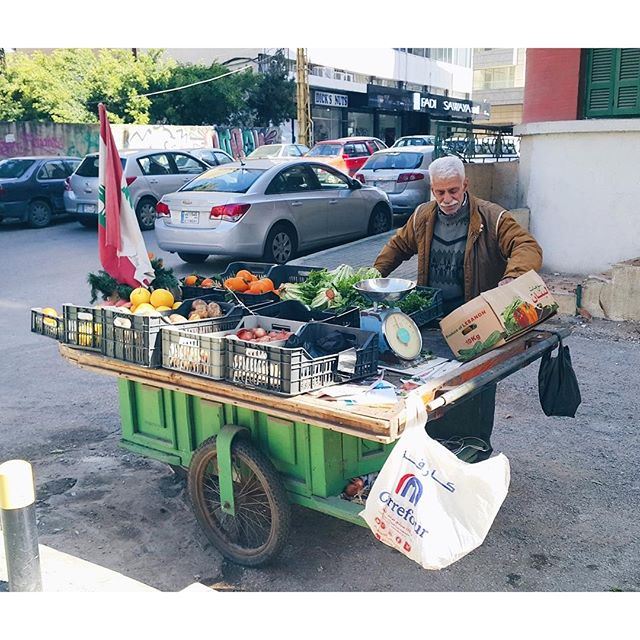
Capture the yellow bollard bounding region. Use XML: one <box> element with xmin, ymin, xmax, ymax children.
<box><xmin>0</xmin><ymin>460</ymin><xmax>42</xmax><ymax>591</ymax></box>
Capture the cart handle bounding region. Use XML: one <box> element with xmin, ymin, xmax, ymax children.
<box><xmin>425</xmin><ymin>328</ymin><xmax>570</xmax><ymax>413</ymax></box>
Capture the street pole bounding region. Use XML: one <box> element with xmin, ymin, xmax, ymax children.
<box><xmin>295</xmin><ymin>48</ymin><xmax>312</xmax><ymax>147</ymax></box>
<box><xmin>0</xmin><ymin>460</ymin><xmax>42</xmax><ymax>591</ymax></box>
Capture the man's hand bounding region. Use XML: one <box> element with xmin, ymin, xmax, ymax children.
<box><xmin>498</xmin><ymin>277</ymin><xmax>515</xmax><ymax>287</ymax></box>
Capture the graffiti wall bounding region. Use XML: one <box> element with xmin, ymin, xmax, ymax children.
<box><xmin>0</xmin><ymin>122</ymin><xmax>100</xmax><ymax>159</ymax></box>
<box><xmin>0</xmin><ymin>121</ymin><xmax>291</xmax><ymax>161</ymax></box>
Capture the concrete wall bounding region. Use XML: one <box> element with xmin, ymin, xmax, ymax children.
<box><xmin>515</xmin><ymin>119</ymin><xmax>640</xmax><ymax>274</ymax></box>
<box><xmin>0</xmin><ymin>122</ymin><xmax>287</xmax><ymax>161</ymax></box>
<box><xmin>465</xmin><ymin>161</ymin><xmax>520</xmax><ymax>210</ymax></box>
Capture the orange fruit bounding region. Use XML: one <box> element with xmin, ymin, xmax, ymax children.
<box><xmin>130</xmin><ymin>287</ymin><xmax>151</xmax><ymax>307</ymax></box>
<box><xmin>236</xmin><ymin>269</ymin><xmax>257</xmax><ymax>283</ymax></box>
<box><xmin>149</xmin><ymin>288</ymin><xmax>175</xmax><ymax>309</ymax></box>
<box><xmin>200</xmin><ymin>278</ymin><xmax>215</xmax><ymax>288</ymax></box>
<box><xmin>184</xmin><ymin>275</ymin><xmax>198</xmax><ymax>286</ymax></box>
<box><xmin>224</xmin><ymin>277</ymin><xmax>249</xmax><ymax>292</ymax></box>
<box><xmin>258</xmin><ymin>277</ymin><xmax>275</xmax><ymax>292</ymax></box>
<box><xmin>247</xmin><ymin>280</ymin><xmax>269</xmax><ymax>294</ymax></box>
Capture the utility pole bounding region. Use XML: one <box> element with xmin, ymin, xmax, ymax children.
<box><xmin>295</xmin><ymin>48</ymin><xmax>312</xmax><ymax>147</ymax></box>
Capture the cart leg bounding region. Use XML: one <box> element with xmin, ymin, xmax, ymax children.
<box><xmin>217</xmin><ymin>425</ymin><xmax>249</xmax><ymax>516</ymax></box>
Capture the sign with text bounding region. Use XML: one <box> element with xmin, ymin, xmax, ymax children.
<box><xmin>314</xmin><ymin>91</ymin><xmax>349</xmax><ymax>108</ymax></box>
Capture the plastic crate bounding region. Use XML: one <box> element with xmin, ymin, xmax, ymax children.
<box><xmin>102</xmin><ymin>305</ymin><xmax>243</xmax><ymax>368</ymax></box>
<box><xmin>226</xmin><ymin>319</ymin><xmax>379</xmax><ymax>396</ymax></box>
<box><xmin>179</xmin><ymin>262</ymin><xmax>275</xmax><ymax>302</ymax></box>
<box><xmin>230</xmin><ymin>264</ymin><xmax>326</xmax><ymax>307</ymax></box>
<box><xmin>161</xmin><ymin>318</ymin><xmax>244</xmax><ymax>380</ymax></box>
<box><xmin>63</xmin><ymin>304</ymin><xmax>104</xmax><ymax>351</ymax></box>
<box><xmin>30</xmin><ymin>307</ymin><xmax>65</xmax><ymax>341</ymax></box>
<box><xmin>254</xmin><ymin>299</ymin><xmax>361</xmax><ymax>328</ymax></box>
<box><xmin>404</xmin><ymin>286</ymin><xmax>444</xmax><ymax>328</ymax></box>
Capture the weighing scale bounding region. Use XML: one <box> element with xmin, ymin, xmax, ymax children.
<box><xmin>354</xmin><ymin>278</ymin><xmax>423</xmax><ymax>362</ymax></box>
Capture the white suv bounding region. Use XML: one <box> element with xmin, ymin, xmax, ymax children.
<box><xmin>64</xmin><ymin>149</ymin><xmax>209</xmax><ymax>230</ymax></box>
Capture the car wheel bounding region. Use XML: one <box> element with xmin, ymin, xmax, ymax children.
<box><xmin>264</xmin><ymin>223</ymin><xmax>297</xmax><ymax>264</ymax></box>
<box><xmin>368</xmin><ymin>203</ymin><xmax>392</xmax><ymax>236</ymax></box>
<box><xmin>135</xmin><ymin>197</ymin><xmax>157</xmax><ymax>231</ymax></box>
<box><xmin>28</xmin><ymin>200</ymin><xmax>53</xmax><ymax>228</ymax></box>
<box><xmin>178</xmin><ymin>252</ymin><xmax>209</xmax><ymax>264</ymax></box>
<box><xmin>78</xmin><ymin>218</ymin><xmax>98</xmax><ymax>229</ymax></box>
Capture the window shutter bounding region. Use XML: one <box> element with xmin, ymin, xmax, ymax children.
<box><xmin>614</xmin><ymin>48</ymin><xmax>640</xmax><ymax>114</ymax></box>
<box><xmin>584</xmin><ymin>49</ymin><xmax>640</xmax><ymax>118</ymax></box>
<box><xmin>584</xmin><ymin>49</ymin><xmax>615</xmax><ymax>117</ymax></box>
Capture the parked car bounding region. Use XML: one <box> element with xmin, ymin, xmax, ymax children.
<box><xmin>0</xmin><ymin>156</ymin><xmax>80</xmax><ymax>227</ymax></box>
<box><xmin>355</xmin><ymin>146</ymin><xmax>434</xmax><ymax>218</ymax></box>
<box><xmin>180</xmin><ymin>147</ymin><xmax>234</xmax><ymax>167</ymax></box>
<box><xmin>392</xmin><ymin>135</ymin><xmax>436</xmax><ymax>148</ymax></box>
<box><xmin>65</xmin><ymin>149</ymin><xmax>209</xmax><ymax>230</ymax></box>
<box><xmin>305</xmin><ymin>137</ymin><xmax>387</xmax><ymax>176</ymax></box>
<box><xmin>245</xmin><ymin>143</ymin><xmax>310</xmax><ymax>160</ymax></box>
<box><xmin>154</xmin><ymin>159</ymin><xmax>392</xmax><ymax>264</ymax></box>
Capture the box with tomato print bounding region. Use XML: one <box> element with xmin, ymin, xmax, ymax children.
<box><xmin>439</xmin><ymin>270</ymin><xmax>559</xmax><ymax>362</ymax></box>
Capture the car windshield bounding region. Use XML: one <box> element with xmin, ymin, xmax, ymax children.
<box><xmin>180</xmin><ymin>166</ymin><xmax>265</xmax><ymax>193</ymax></box>
<box><xmin>363</xmin><ymin>152</ymin><xmax>424</xmax><ymax>171</ymax></box>
<box><xmin>75</xmin><ymin>155</ymin><xmax>126</xmax><ymax>178</ymax></box>
<box><xmin>396</xmin><ymin>137</ymin><xmax>434</xmax><ymax>147</ymax></box>
<box><xmin>0</xmin><ymin>158</ymin><xmax>35</xmax><ymax>179</ymax></box>
<box><xmin>247</xmin><ymin>145</ymin><xmax>282</xmax><ymax>159</ymax></box>
<box><xmin>307</xmin><ymin>144</ymin><xmax>342</xmax><ymax>157</ymax></box>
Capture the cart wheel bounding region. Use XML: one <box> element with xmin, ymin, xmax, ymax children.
<box><xmin>188</xmin><ymin>435</ymin><xmax>290</xmax><ymax>566</ymax></box>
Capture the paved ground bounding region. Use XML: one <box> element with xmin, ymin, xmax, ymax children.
<box><xmin>1</xmin><ymin>215</ymin><xmax>639</xmax><ymax>592</ymax></box>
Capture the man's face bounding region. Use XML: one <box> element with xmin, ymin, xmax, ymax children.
<box><xmin>431</xmin><ymin>175</ymin><xmax>468</xmax><ymax>215</ymax></box>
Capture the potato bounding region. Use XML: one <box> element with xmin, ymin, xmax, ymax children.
<box><xmin>191</xmin><ymin>299</ymin><xmax>207</xmax><ymax>310</ymax></box>
<box><xmin>207</xmin><ymin>302</ymin><xmax>222</xmax><ymax>318</ymax></box>
<box><xmin>188</xmin><ymin>312</ymin><xmax>203</xmax><ymax>321</ymax></box>
<box><xmin>168</xmin><ymin>314</ymin><xmax>187</xmax><ymax>324</ymax></box>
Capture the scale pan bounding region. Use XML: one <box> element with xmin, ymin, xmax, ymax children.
<box><xmin>353</xmin><ymin>278</ymin><xmax>417</xmax><ymax>304</ymax></box>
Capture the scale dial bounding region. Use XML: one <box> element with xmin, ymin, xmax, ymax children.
<box><xmin>382</xmin><ymin>311</ymin><xmax>422</xmax><ymax>360</ymax></box>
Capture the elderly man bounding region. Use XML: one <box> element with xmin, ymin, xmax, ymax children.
<box><xmin>374</xmin><ymin>155</ymin><xmax>543</xmax><ymax>459</ymax></box>
<box><xmin>374</xmin><ymin>155</ymin><xmax>542</xmax><ymax>315</ymax></box>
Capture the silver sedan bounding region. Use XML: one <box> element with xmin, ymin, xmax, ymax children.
<box><xmin>154</xmin><ymin>159</ymin><xmax>392</xmax><ymax>264</ymax></box>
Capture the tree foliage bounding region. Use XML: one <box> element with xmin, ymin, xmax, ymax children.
<box><xmin>0</xmin><ymin>48</ymin><xmax>296</xmax><ymax>127</ymax></box>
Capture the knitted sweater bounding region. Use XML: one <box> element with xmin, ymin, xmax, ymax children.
<box><xmin>427</xmin><ymin>196</ymin><xmax>470</xmax><ymax>313</ymax></box>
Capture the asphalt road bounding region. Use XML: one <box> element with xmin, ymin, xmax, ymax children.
<box><xmin>1</xmin><ymin>215</ymin><xmax>639</xmax><ymax>592</ymax></box>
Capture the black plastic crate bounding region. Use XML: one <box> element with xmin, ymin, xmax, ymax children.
<box><xmin>226</xmin><ymin>320</ymin><xmax>379</xmax><ymax>396</ymax></box>
<box><xmin>102</xmin><ymin>305</ymin><xmax>243</xmax><ymax>368</ymax></box>
<box><xmin>254</xmin><ymin>299</ymin><xmax>361</xmax><ymax>328</ymax></box>
<box><xmin>30</xmin><ymin>307</ymin><xmax>65</xmax><ymax>341</ymax></box>
<box><xmin>179</xmin><ymin>262</ymin><xmax>275</xmax><ymax>303</ymax></box>
<box><xmin>230</xmin><ymin>263</ymin><xmax>326</xmax><ymax>307</ymax></box>
<box><xmin>63</xmin><ymin>304</ymin><xmax>104</xmax><ymax>351</ymax></box>
<box><xmin>404</xmin><ymin>286</ymin><xmax>444</xmax><ymax>328</ymax></box>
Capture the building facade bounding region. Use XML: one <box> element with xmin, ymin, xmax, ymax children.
<box><xmin>472</xmin><ymin>48</ymin><xmax>526</xmax><ymax>126</ymax></box>
<box><xmin>515</xmin><ymin>48</ymin><xmax>640</xmax><ymax>275</ymax></box>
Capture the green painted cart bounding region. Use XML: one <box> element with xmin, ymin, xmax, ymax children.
<box><xmin>58</xmin><ymin>324</ymin><xmax>568</xmax><ymax>566</ymax></box>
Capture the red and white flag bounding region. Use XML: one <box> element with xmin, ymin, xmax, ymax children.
<box><xmin>97</xmin><ymin>103</ymin><xmax>154</xmax><ymax>288</ymax></box>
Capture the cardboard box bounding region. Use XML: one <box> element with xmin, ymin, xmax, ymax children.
<box><xmin>439</xmin><ymin>270</ymin><xmax>558</xmax><ymax>361</ymax></box>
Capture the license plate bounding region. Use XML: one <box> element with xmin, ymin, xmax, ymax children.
<box><xmin>80</xmin><ymin>203</ymin><xmax>97</xmax><ymax>213</ymax></box>
<box><xmin>180</xmin><ymin>211</ymin><xmax>199</xmax><ymax>224</ymax></box>
<box><xmin>375</xmin><ymin>181</ymin><xmax>395</xmax><ymax>193</ymax></box>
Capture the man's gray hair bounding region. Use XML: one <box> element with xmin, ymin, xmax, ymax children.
<box><xmin>428</xmin><ymin>156</ymin><xmax>466</xmax><ymax>182</ymax></box>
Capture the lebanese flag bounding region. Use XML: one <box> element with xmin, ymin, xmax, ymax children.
<box><xmin>97</xmin><ymin>103</ymin><xmax>154</xmax><ymax>288</ymax></box>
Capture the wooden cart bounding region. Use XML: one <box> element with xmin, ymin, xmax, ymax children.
<box><xmin>58</xmin><ymin>324</ymin><xmax>569</xmax><ymax>566</ymax></box>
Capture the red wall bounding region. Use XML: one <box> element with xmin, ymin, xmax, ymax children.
<box><xmin>522</xmin><ymin>49</ymin><xmax>583</xmax><ymax>123</ymax></box>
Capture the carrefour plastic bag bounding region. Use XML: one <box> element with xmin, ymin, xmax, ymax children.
<box><xmin>359</xmin><ymin>390</ymin><xmax>511</xmax><ymax>570</ymax></box>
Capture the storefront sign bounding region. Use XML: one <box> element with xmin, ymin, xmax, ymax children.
<box><xmin>314</xmin><ymin>91</ymin><xmax>349</xmax><ymax>108</ymax></box>
<box><xmin>367</xmin><ymin>85</ymin><xmax>490</xmax><ymax>120</ymax></box>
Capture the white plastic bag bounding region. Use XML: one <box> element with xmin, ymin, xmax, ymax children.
<box><xmin>359</xmin><ymin>390</ymin><xmax>510</xmax><ymax>570</ymax></box>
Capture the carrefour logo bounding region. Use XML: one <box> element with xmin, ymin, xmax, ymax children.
<box><xmin>395</xmin><ymin>473</ymin><xmax>423</xmax><ymax>506</ymax></box>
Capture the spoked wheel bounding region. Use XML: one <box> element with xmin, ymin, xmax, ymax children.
<box><xmin>188</xmin><ymin>435</ymin><xmax>291</xmax><ymax>566</ymax></box>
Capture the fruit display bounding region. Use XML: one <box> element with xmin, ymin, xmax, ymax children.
<box><xmin>224</xmin><ymin>273</ymin><xmax>275</xmax><ymax>295</ymax></box>
<box><xmin>233</xmin><ymin>326</ymin><xmax>292</xmax><ymax>343</ymax></box>
<box><xmin>180</xmin><ymin>274</ymin><xmax>222</xmax><ymax>289</ymax></box>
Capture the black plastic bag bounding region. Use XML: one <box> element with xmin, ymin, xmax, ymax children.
<box><xmin>538</xmin><ymin>338</ymin><xmax>582</xmax><ymax>417</ymax></box>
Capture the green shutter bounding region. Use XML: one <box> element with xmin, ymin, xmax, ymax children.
<box><xmin>584</xmin><ymin>49</ymin><xmax>640</xmax><ymax>118</ymax></box>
